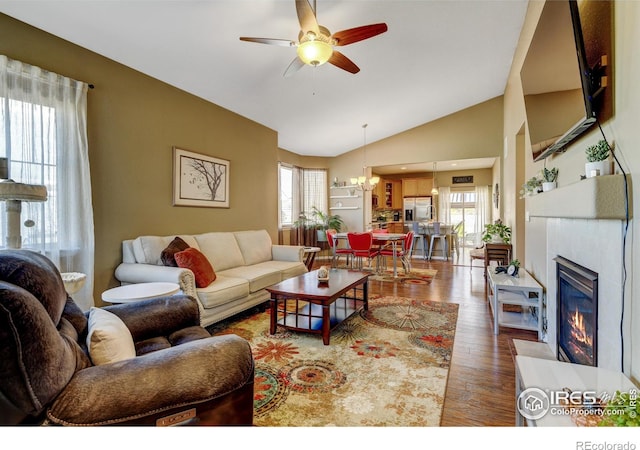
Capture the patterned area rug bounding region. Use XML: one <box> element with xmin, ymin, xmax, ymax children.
<box><xmin>208</xmin><ymin>295</ymin><xmax>458</xmax><ymax>426</ymax></box>
<box><xmin>368</xmin><ymin>267</ymin><xmax>438</xmax><ymax>284</ymax></box>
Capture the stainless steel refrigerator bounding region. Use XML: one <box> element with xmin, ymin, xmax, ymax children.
<box><xmin>403</xmin><ymin>197</ymin><xmax>432</xmax><ymax>223</ymax></box>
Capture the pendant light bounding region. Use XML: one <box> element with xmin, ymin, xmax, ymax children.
<box><xmin>350</xmin><ymin>124</ymin><xmax>380</xmax><ymax>191</ymax></box>
<box><xmin>431</xmin><ymin>162</ymin><xmax>439</xmax><ymax>196</ymax></box>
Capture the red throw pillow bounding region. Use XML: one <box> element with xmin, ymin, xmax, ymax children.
<box><xmin>161</xmin><ymin>236</ymin><xmax>190</xmax><ymax>267</ymax></box>
<box><xmin>174</xmin><ymin>248</ymin><xmax>216</xmax><ymax>288</ymax></box>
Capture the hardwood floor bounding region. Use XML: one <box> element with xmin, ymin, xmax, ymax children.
<box><xmin>312</xmin><ymin>251</ymin><xmax>538</xmax><ymax>426</ymax></box>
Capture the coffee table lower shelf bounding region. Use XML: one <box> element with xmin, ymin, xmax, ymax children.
<box><xmin>276</xmin><ymin>297</ymin><xmax>364</xmax><ymax>332</ymax></box>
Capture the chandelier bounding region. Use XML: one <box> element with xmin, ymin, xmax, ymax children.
<box><xmin>350</xmin><ymin>124</ymin><xmax>380</xmax><ymax>191</ymax></box>
<box><xmin>431</xmin><ymin>162</ymin><xmax>439</xmax><ymax>196</ymax></box>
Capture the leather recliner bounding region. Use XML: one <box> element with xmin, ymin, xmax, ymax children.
<box><xmin>0</xmin><ymin>249</ymin><xmax>254</xmax><ymax>426</ymax></box>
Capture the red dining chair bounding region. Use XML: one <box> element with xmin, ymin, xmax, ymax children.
<box><xmin>326</xmin><ymin>229</ymin><xmax>352</xmax><ymax>268</ymax></box>
<box><xmin>347</xmin><ymin>232</ymin><xmax>380</xmax><ymax>271</ymax></box>
<box><xmin>379</xmin><ymin>231</ymin><xmax>414</xmax><ymax>274</ymax></box>
<box><xmin>372</xmin><ymin>228</ymin><xmax>389</xmax><ymax>250</ymax></box>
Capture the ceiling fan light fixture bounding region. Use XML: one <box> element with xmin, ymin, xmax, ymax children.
<box><xmin>297</xmin><ymin>40</ymin><xmax>333</xmax><ymax>66</ymax></box>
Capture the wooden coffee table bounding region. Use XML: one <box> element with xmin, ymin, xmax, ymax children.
<box><xmin>266</xmin><ymin>269</ymin><xmax>369</xmax><ymax>345</ymax></box>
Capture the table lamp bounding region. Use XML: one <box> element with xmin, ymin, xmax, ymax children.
<box><xmin>0</xmin><ymin>157</ymin><xmax>48</xmax><ymax>249</ymax></box>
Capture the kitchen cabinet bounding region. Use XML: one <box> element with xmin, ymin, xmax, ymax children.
<box><xmin>383</xmin><ymin>180</ymin><xmax>402</xmax><ymax>209</ymax></box>
<box><xmin>386</xmin><ymin>222</ymin><xmax>404</xmax><ymax>233</ymax></box>
<box><xmin>402</xmin><ymin>178</ymin><xmax>433</xmax><ymax>197</ymax></box>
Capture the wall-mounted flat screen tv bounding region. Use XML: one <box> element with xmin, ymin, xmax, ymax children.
<box><xmin>521</xmin><ymin>0</ymin><xmax>607</xmax><ymax>162</ymax></box>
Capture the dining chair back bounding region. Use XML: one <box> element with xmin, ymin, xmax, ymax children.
<box><xmin>326</xmin><ymin>229</ymin><xmax>352</xmax><ymax>268</ymax></box>
<box><xmin>379</xmin><ymin>231</ymin><xmax>414</xmax><ymax>274</ymax></box>
<box><xmin>347</xmin><ymin>232</ymin><xmax>380</xmax><ymax>271</ymax></box>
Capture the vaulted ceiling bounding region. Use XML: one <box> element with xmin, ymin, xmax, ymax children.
<box><xmin>0</xmin><ymin>0</ymin><xmax>528</xmax><ymax>158</ymax></box>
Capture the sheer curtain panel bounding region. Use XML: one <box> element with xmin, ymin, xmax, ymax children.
<box><xmin>437</xmin><ymin>186</ymin><xmax>451</xmax><ymax>224</ymax></box>
<box><xmin>0</xmin><ymin>55</ymin><xmax>95</xmax><ymax>310</ymax></box>
<box><xmin>474</xmin><ymin>185</ymin><xmax>490</xmax><ymax>247</ymax></box>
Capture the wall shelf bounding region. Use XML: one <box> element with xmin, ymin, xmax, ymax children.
<box><xmin>330</xmin><ymin>185</ymin><xmax>358</xmax><ymax>190</ymax></box>
<box><xmin>527</xmin><ymin>174</ymin><xmax>631</xmax><ymax>220</ymax></box>
<box><xmin>330</xmin><ymin>206</ymin><xmax>359</xmax><ymax>210</ymax></box>
<box><xmin>330</xmin><ymin>195</ymin><xmax>360</xmax><ymax>199</ymax></box>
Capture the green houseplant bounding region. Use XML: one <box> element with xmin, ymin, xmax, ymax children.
<box><xmin>519</xmin><ymin>175</ymin><xmax>543</xmax><ymax>198</ymax></box>
<box><xmin>585</xmin><ymin>139</ymin><xmax>611</xmax><ymax>177</ymax></box>
<box><xmin>541</xmin><ymin>167</ymin><xmax>558</xmax><ymax>192</ymax></box>
<box><xmin>482</xmin><ymin>220</ymin><xmax>512</xmax><ymax>244</ymax></box>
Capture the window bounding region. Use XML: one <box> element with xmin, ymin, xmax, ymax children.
<box><xmin>449</xmin><ymin>190</ymin><xmax>477</xmax><ymax>247</ymax></box>
<box><xmin>278</xmin><ymin>163</ymin><xmax>327</xmax><ymax>227</ymax></box>
<box><xmin>0</xmin><ymin>56</ymin><xmax>94</xmax><ymax>310</ymax></box>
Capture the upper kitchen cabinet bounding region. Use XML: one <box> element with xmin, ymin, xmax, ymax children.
<box><xmin>402</xmin><ymin>178</ymin><xmax>433</xmax><ymax>197</ymax></box>
<box><xmin>383</xmin><ymin>180</ymin><xmax>402</xmax><ymax>209</ymax></box>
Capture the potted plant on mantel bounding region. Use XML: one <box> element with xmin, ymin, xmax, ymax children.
<box><xmin>482</xmin><ymin>219</ymin><xmax>512</xmax><ymax>245</ymax></box>
<box><xmin>585</xmin><ymin>139</ymin><xmax>611</xmax><ymax>178</ymax></box>
<box><xmin>542</xmin><ymin>167</ymin><xmax>558</xmax><ymax>192</ymax></box>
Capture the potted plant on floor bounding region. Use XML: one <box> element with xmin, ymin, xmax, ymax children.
<box><xmin>482</xmin><ymin>219</ymin><xmax>512</xmax><ymax>244</ymax></box>
<box><xmin>585</xmin><ymin>139</ymin><xmax>611</xmax><ymax>178</ymax></box>
<box><xmin>541</xmin><ymin>167</ymin><xmax>558</xmax><ymax>192</ymax></box>
<box><xmin>310</xmin><ymin>206</ymin><xmax>345</xmax><ymax>243</ymax></box>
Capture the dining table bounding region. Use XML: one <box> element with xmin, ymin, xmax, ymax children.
<box><xmin>334</xmin><ymin>232</ymin><xmax>407</xmax><ymax>278</ymax></box>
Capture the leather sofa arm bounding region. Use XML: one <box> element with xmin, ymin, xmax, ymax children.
<box><xmin>46</xmin><ymin>334</ymin><xmax>254</xmax><ymax>426</ymax></box>
<box><xmin>104</xmin><ymin>295</ymin><xmax>200</xmax><ymax>342</ymax></box>
<box><xmin>272</xmin><ymin>244</ymin><xmax>304</xmax><ymax>262</ymax></box>
<box><xmin>114</xmin><ymin>263</ymin><xmax>197</xmax><ymax>299</ymax></box>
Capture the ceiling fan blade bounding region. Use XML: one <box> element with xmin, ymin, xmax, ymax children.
<box><xmin>239</xmin><ymin>37</ymin><xmax>295</xmax><ymax>47</ymax></box>
<box><xmin>332</xmin><ymin>23</ymin><xmax>388</xmax><ymax>46</ymax></box>
<box><xmin>328</xmin><ymin>51</ymin><xmax>360</xmax><ymax>74</ymax></box>
<box><xmin>295</xmin><ymin>0</ymin><xmax>319</xmax><ymax>35</ymax></box>
<box><xmin>283</xmin><ymin>57</ymin><xmax>306</xmax><ymax>78</ymax></box>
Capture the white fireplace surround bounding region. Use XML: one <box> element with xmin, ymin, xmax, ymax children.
<box><xmin>526</xmin><ymin>174</ymin><xmax>631</xmax><ymax>372</ymax></box>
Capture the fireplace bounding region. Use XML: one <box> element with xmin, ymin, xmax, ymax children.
<box><xmin>554</xmin><ymin>256</ymin><xmax>598</xmax><ymax>366</ymax></box>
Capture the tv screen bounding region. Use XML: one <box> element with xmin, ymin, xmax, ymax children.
<box><xmin>521</xmin><ymin>0</ymin><xmax>605</xmax><ymax>162</ymax></box>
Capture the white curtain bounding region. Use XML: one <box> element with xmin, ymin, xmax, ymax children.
<box><xmin>0</xmin><ymin>55</ymin><xmax>95</xmax><ymax>310</ymax></box>
<box><xmin>437</xmin><ymin>186</ymin><xmax>451</xmax><ymax>224</ymax></box>
<box><xmin>474</xmin><ymin>185</ymin><xmax>490</xmax><ymax>246</ymax></box>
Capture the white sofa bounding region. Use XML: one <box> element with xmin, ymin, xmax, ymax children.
<box><xmin>114</xmin><ymin>230</ymin><xmax>307</xmax><ymax>327</ymax></box>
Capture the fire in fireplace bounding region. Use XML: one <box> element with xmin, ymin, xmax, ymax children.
<box><xmin>554</xmin><ymin>256</ymin><xmax>598</xmax><ymax>366</ymax></box>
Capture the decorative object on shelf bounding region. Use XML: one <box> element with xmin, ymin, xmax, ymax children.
<box><xmin>519</xmin><ymin>174</ymin><xmax>543</xmax><ymax>198</ymax></box>
<box><xmin>541</xmin><ymin>167</ymin><xmax>558</xmax><ymax>192</ymax></box>
<box><xmin>173</xmin><ymin>147</ymin><xmax>229</xmax><ymax>208</ymax></box>
<box><xmin>507</xmin><ymin>259</ymin><xmax>520</xmax><ymax>277</ymax></box>
<box><xmin>585</xmin><ymin>139</ymin><xmax>612</xmax><ymax>178</ymax></box>
<box><xmin>350</xmin><ymin>124</ymin><xmax>380</xmax><ymax>191</ymax></box>
<box><xmin>317</xmin><ymin>266</ymin><xmax>330</xmax><ymax>282</ymax></box>
<box><xmin>0</xmin><ymin>157</ymin><xmax>48</xmax><ymax>249</ymax></box>
<box><xmin>431</xmin><ymin>162</ymin><xmax>439</xmax><ymax>196</ymax></box>
<box><xmin>482</xmin><ymin>219</ymin><xmax>512</xmax><ymax>244</ymax></box>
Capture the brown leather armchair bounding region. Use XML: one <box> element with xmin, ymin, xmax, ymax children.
<box><xmin>0</xmin><ymin>249</ymin><xmax>254</xmax><ymax>426</ymax></box>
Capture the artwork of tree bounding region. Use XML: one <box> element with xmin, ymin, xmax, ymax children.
<box><xmin>174</xmin><ymin>148</ymin><xmax>230</xmax><ymax>208</ymax></box>
<box><xmin>184</xmin><ymin>157</ymin><xmax>226</xmax><ymax>201</ymax></box>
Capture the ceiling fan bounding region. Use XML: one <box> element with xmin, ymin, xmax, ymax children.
<box><xmin>239</xmin><ymin>0</ymin><xmax>388</xmax><ymax>77</ymax></box>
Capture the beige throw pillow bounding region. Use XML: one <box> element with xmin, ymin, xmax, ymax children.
<box><xmin>86</xmin><ymin>307</ymin><xmax>136</xmax><ymax>365</ymax></box>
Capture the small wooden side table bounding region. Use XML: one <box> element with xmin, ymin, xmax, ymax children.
<box><xmin>303</xmin><ymin>246</ymin><xmax>321</xmax><ymax>270</ymax></box>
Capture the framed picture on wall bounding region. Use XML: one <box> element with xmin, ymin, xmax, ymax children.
<box><xmin>173</xmin><ymin>147</ymin><xmax>230</xmax><ymax>208</ymax></box>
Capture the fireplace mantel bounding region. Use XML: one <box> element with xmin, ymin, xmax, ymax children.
<box><xmin>527</xmin><ymin>174</ymin><xmax>631</xmax><ymax>220</ymax></box>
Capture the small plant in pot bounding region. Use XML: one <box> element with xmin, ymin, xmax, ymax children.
<box><xmin>585</xmin><ymin>139</ymin><xmax>611</xmax><ymax>178</ymax></box>
<box><xmin>482</xmin><ymin>219</ymin><xmax>512</xmax><ymax>244</ymax></box>
<box><xmin>519</xmin><ymin>175</ymin><xmax>542</xmax><ymax>198</ymax></box>
<box><xmin>541</xmin><ymin>167</ymin><xmax>558</xmax><ymax>192</ymax></box>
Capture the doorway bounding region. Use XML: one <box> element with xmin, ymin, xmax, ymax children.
<box><xmin>449</xmin><ymin>190</ymin><xmax>478</xmax><ymax>248</ymax></box>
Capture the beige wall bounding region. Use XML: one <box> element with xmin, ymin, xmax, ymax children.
<box><xmin>504</xmin><ymin>1</ymin><xmax>640</xmax><ymax>378</ymax></box>
<box><xmin>0</xmin><ymin>14</ymin><xmax>281</xmax><ymax>303</ymax></box>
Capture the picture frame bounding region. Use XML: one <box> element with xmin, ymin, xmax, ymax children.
<box><xmin>173</xmin><ymin>147</ymin><xmax>229</xmax><ymax>208</ymax></box>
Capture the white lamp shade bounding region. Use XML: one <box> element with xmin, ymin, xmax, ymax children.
<box><xmin>297</xmin><ymin>40</ymin><xmax>333</xmax><ymax>66</ymax></box>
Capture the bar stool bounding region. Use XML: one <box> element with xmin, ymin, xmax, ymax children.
<box><xmin>427</xmin><ymin>222</ymin><xmax>448</xmax><ymax>261</ymax></box>
<box><xmin>411</xmin><ymin>222</ymin><xmax>426</xmax><ymax>259</ymax></box>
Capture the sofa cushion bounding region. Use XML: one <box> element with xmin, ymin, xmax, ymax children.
<box><xmin>219</xmin><ymin>265</ymin><xmax>282</xmax><ymax>293</ymax></box>
<box><xmin>196</xmin><ymin>275</ymin><xmax>250</xmax><ymax>309</ymax></box>
<box><xmin>233</xmin><ymin>230</ymin><xmax>273</xmax><ymax>266</ymax></box>
<box><xmin>132</xmin><ymin>235</ymin><xmax>199</xmax><ymax>265</ymax></box>
<box><xmin>175</xmin><ymin>248</ymin><xmax>217</xmax><ymax>288</ymax></box>
<box><xmin>86</xmin><ymin>307</ymin><xmax>136</xmax><ymax>365</ymax></box>
<box><xmin>161</xmin><ymin>236</ymin><xmax>190</xmax><ymax>267</ymax></box>
<box><xmin>195</xmin><ymin>232</ymin><xmax>245</xmax><ymax>272</ymax></box>
<box><xmin>256</xmin><ymin>260</ymin><xmax>307</xmax><ymax>280</ymax></box>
